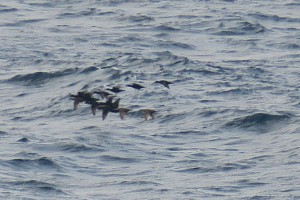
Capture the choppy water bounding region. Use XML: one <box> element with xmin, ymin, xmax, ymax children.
<box><xmin>0</xmin><ymin>0</ymin><xmax>300</xmax><ymax>199</ymax></box>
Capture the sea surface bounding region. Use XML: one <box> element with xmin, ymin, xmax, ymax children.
<box><xmin>0</xmin><ymin>0</ymin><xmax>300</xmax><ymax>199</ymax></box>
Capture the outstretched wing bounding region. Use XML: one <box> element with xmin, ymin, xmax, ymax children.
<box><xmin>91</xmin><ymin>105</ymin><xmax>97</xmax><ymax>116</ymax></box>
<box><xmin>150</xmin><ymin>111</ymin><xmax>155</xmax><ymax>119</ymax></box>
<box><xmin>119</xmin><ymin>108</ymin><xmax>129</xmax><ymax>120</ymax></box>
<box><xmin>102</xmin><ymin>109</ymin><xmax>109</xmax><ymax>120</ymax></box>
<box><xmin>112</xmin><ymin>98</ymin><xmax>120</xmax><ymax>109</ymax></box>
<box><xmin>74</xmin><ymin>99</ymin><xmax>80</xmax><ymax>110</ymax></box>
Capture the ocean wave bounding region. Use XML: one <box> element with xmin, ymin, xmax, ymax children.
<box><xmin>107</xmin><ymin>70</ymin><xmax>133</xmax><ymax>81</ymax></box>
<box><xmin>10</xmin><ymin>180</ymin><xmax>65</xmax><ymax>194</ymax></box>
<box><xmin>100</xmin><ymin>155</ymin><xmax>138</xmax><ymax>163</ymax></box>
<box><xmin>58</xmin><ymin>8</ymin><xmax>98</xmax><ymax>18</ymax></box>
<box><xmin>249</xmin><ymin>12</ymin><xmax>300</xmax><ymax>23</ymax></box>
<box><xmin>6</xmin><ymin>157</ymin><xmax>62</xmax><ymax>171</ymax></box>
<box><xmin>127</xmin><ymin>14</ymin><xmax>154</xmax><ymax>23</ymax></box>
<box><xmin>154</xmin><ymin>25</ymin><xmax>180</xmax><ymax>32</ymax></box>
<box><xmin>61</xmin><ymin>142</ymin><xmax>104</xmax><ymax>153</ymax></box>
<box><xmin>226</xmin><ymin>113</ymin><xmax>291</xmax><ymax>128</ymax></box>
<box><xmin>0</xmin><ymin>7</ymin><xmax>18</xmax><ymax>13</ymax></box>
<box><xmin>286</xmin><ymin>3</ymin><xmax>300</xmax><ymax>6</ymax></box>
<box><xmin>236</xmin><ymin>179</ymin><xmax>267</xmax><ymax>187</ymax></box>
<box><xmin>0</xmin><ymin>131</ymin><xmax>8</xmax><ymax>136</ymax></box>
<box><xmin>27</xmin><ymin>2</ymin><xmax>55</xmax><ymax>8</ymax></box>
<box><xmin>285</xmin><ymin>43</ymin><xmax>300</xmax><ymax>50</ymax></box>
<box><xmin>152</xmin><ymin>129</ymin><xmax>205</xmax><ymax>139</ymax></box>
<box><xmin>215</xmin><ymin>21</ymin><xmax>266</xmax><ymax>36</ymax></box>
<box><xmin>116</xmin><ymin>35</ymin><xmax>143</xmax><ymax>43</ymax></box>
<box><xmin>79</xmin><ymin>66</ymin><xmax>99</xmax><ymax>74</ymax></box>
<box><xmin>178</xmin><ymin>67</ymin><xmax>221</xmax><ymax>76</ymax></box>
<box><xmin>17</xmin><ymin>138</ymin><xmax>30</xmax><ymax>142</ymax></box>
<box><xmin>6</xmin><ymin>68</ymin><xmax>80</xmax><ymax>85</ymax></box>
<box><xmin>157</xmin><ymin>40</ymin><xmax>195</xmax><ymax>50</ymax></box>
<box><xmin>207</xmin><ymin>87</ymin><xmax>254</xmax><ymax>96</ymax></box>
<box><xmin>2</xmin><ymin>19</ymin><xmax>47</xmax><ymax>27</ymax></box>
<box><xmin>120</xmin><ymin>180</ymin><xmax>161</xmax><ymax>186</ymax></box>
<box><xmin>152</xmin><ymin>51</ymin><xmax>193</xmax><ymax>67</ymax></box>
<box><xmin>99</xmin><ymin>51</ymin><xmax>191</xmax><ymax>70</ymax></box>
<box><xmin>177</xmin><ymin>162</ymin><xmax>251</xmax><ymax>174</ymax></box>
<box><xmin>158</xmin><ymin>113</ymin><xmax>189</xmax><ymax>124</ymax></box>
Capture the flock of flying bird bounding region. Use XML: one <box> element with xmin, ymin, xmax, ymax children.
<box><xmin>70</xmin><ymin>80</ymin><xmax>173</xmax><ymax>121</ymax></box>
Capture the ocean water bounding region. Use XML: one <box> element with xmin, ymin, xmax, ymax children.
<box><xmin>0</xmin><ymin>0</ymin><xmax>299</xmax><ymax>199</ymax></box>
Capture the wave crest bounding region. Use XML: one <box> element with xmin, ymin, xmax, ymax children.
<box><xmin>226</xmin><ymin>113</ymin><xmax>291</xmax><ymax>129</ymax></box>
<box><xmin>7</xmin><ymin>68</ymin><xmax>79</xmax><ymax>85</ymax></box>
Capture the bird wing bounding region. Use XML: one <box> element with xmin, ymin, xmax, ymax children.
<box><xmin>91</xmin><ymin>106</ymin><xmax>97</xmax><ymax>116</ymax></box>
<box><xmin>150</xmin><ymin>111</ymin><xmax>155</xmax><ymax>119</ymax></box>
<box><xmin>119</xmin><ymin>109</ymin><xmax>129</xmax><ymax>120</ymax></box>
<box><xmin>74</xmin><ymin>99</ymin><xmax>80</xmax><ymax>110</ymax></box>
<box><xmin>119</xmin><ymin>110</ymin><xmax>126</xmax><ymax>120</ymax></box>
<box><xmin>112</xmin><ymin>98</ymin><xmax>120</xmax><ymax>109</ymax></box>
<box><xmin>143</xmin><ymin>111</ymin><xmax>149</xmax><ymax>121</ymax></box>
<box><xmin>102</xmin><ymin>109</ymin><xmax>109</xmax><ymax>120</ymax></box>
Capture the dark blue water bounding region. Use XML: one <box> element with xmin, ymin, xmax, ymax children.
<box><xmin>0</xmin><ymin>1</ymin><xmax>299</xmax><ymax>199</ymax></box>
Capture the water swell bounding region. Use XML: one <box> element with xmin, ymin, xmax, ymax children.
<box><xmin>0</xmin><ymin>131</ymin><xmax>8</xmax><ymax>136</ymax></box>
<box><xmin>154</xmin><ymin>25</ymin><xmax>180</xmax><ymax>32</ymax></box>
<box><xmin>215</xmin><ymin>21</ymin><xmax>266</xmax><ymax>36</ymax></box>
<box><xmin>177</xmin><ymin>162</ymin><xmax>251</xmax><ymax>174</ymax></box>
<box><xmin>58</xmin><ymin>8</ymin><xmax>100</xmax><ymax>18</ymax></box>
<box><xmin>126</xmin><ymin>14</ymin><xmax>154</xmax><ymax>23</ymax></box>
<box><xmin>10</xmin><ymin>180</ymin><xmax>65</xmax><ymax>194</ymax></box>
<box><xmin>120</xmin><ymin>180</ymin><xmax>161</xmax><ymax>186</ymax></box>
<box><xmin>2</xmin><ymin>19</ymin><xmax>48</xmax><ymax>27</ymax></box>
<box><xmin>157</xmin><ymin>40</ymin><xmax>195</xmax><ymax>50</ymax></box>
<box><xmin>61</xmin><ymin>142</ymin><xmax>104</xmax><ymax>153</ymax></box>
<box><xmin>7</xmin><ymin>68</ymin><xmax>77</xmax><ymax>85</ymax></box>
<box><xmin>101</xmin><ymin>155</ymin><xmax>138</xmax><ymax>163</ymax></box>
<box><xmin>6</xmin><ymin>157</ymin><xmax>62</xmax><ymax>171</ymax></box>
<box><xmin>79</xmin><ymin>66</ymin><xmax>99</xmax><ymax>74</ymax></box>
<box><xmin>249</xmin><ymin>12</ymin><xmax>300</xmax><ymax>23</ymax></box>
<box><xmin>6</xmin><ymin>67</ymin><xmax>98</xmax><ymax>85</ymax></box>
<box><xmin>226</xmin><ymin>113</ymin><xmax>291</xmax><ymax>128</ymax></box>
<box><xmin>0</xmin><ymin>7</ymin><xmax>18</xmax><ymax>13</ymax></box>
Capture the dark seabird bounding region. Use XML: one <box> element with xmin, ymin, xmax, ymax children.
<box><xmin>126</xmin><ymin>83</ymin><xmax>145</xmax><ymax>90</ymax></box>
<box><xmin>140</xmin><ymin>109</ymin><xmax>156</xmax><ymax>120</ymax></box>
<box><xmin>154</xmin><ymin>80</ymin><xmax>173</xmax><ymax>89</ymax></box>
<box><xmin>89</xmin><ymin>96</ymin><xmax>116</xmax><ymax>116</ymax></box>
<box><xmin>70</xmin><ymin>91</ymin><xmax>93</xmax><ymax>110</ymax></box>
<box><xmin>107</xmin><ymin>86</ymin><xmax>125</xmax><ymax>93</ymax></box>
<box><xmin>102</xmin><ymin>98</ymin><xmax>121</xmax><ymax>120</ymax></box>
<box><xmin>90</xmin><ymin>102</ymin><xmax>110</xmax><ymax>116</ymax></box>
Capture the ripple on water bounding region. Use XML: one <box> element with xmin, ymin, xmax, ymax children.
<box><xmin>6</xmin><ymin>68</ymin><xmax>80</xmax><ymax>86</ymax></box>
<box><xmin>214</xmin><ymin>21</ymin><xmax>267</xmax><ymax>36</ymax></box>
<box><xmin>61</xmin><ymin>142</ymin><xmax>105</xmax><ymax>153</ymax></box>
<box><xmin>176</xmin><ymin>162</ymin><xmax>252</xmax><ymax>174</ymax></box>
<box><xmin>0</xmin><ymin>7</ymin><xmax>18</xmax><ymax>13</ymax></box>
<box><xmin>100</xmin><ymin>155</ymin><xmax>139</xmax><ymax>164</ymax></box>
<box><xmin>9</xmin><ymin>180</ymin><xmax>66</xmax><ymax>195</ymax></box>
<box><xmin>154</xmin><ymin>25</ymin><xmax>180</xmax><ymax>32</ymax></box>
<box><xmin>17</xmin><ymin>138</ymin><xmax>30</xmax><ymax>143</ymax></box>
<box><xmin>126</xmin><ymin>14</ymin><xmax>155</xmax><ymax>23</ymax></box>
<box><xmin>6</xmin><ymin>157</ymin><xmax>62</xmax><ymax>171</ymax></box>
<box><xmin>225</xmin><ymin>112</ymin><xmax>292</xmax><ymax>131</ymax></box>
<box><xmin>0</xmin><ymin>131</ymin><xmax>8</xmax><ymax>136</ymax></box>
